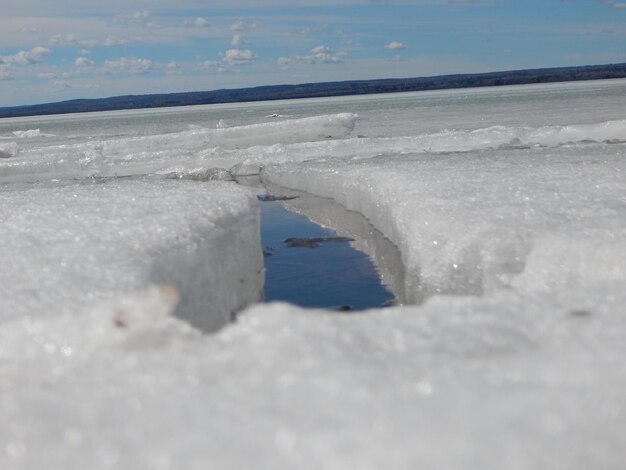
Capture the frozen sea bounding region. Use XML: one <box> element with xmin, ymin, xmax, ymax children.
<box><xmin>1</xmin><ymin>79</ymin><xmax>626</xmax><ymax>469</ymax></box>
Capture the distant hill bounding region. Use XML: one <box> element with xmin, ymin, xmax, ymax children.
<box><xmin>1</xmin><ymin>62</ymin><xmax>626</xmax><ymax>118</ymax></box>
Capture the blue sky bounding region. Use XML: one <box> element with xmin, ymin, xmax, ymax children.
<box><xmin>1</xmin><ymin>0</ymin><xmax>625</xmax><ymax>106</ymax></box>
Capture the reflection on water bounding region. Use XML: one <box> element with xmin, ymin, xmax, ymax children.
<box><xmin>234</xmin><ymin>175</ymin><xmax>406</xmax><ymax>310</ymax></box>
<box><xmin>261</xmin><ymin>200</ymin><xmax>395</xmax><ymax>310</ymax></box>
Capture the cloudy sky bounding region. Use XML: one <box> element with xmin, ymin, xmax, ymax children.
<box><xmin>1</xmin><ymin>0</ymin><xmax>625</xmax><ymax>106</ymax></box>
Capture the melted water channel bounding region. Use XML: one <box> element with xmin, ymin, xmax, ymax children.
<box><xmin>254</xmin><ymin>183</ymin><xmax>403</xmax><ymax>310</ymax></box>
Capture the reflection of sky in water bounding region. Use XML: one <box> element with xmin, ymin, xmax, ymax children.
<box><xmin>261</xmin><ymin>201</ymin><xmax>394</xmax><ymax>310</ymax></box>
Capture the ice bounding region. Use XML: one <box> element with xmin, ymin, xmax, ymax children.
<box><xmin>261</xmin><ymin>143</ymin><xmax>626</xmax><ymax>304</ymax></box>
<box><xmin>2</xmin><ymin>291</ymin><xmax>625</xmax><ymax>469</ymax></box>
<box><xmin>231</xmin><ymin>118</ymin><xmax>626</xmax><ymax>175</ymax></box>
<box><xmin>0</xmin><ymin>141</ymin><xmax>17</xmax><ymax>158</ymax></box>
<box><xmin>0</xmin><ymin>113</ymin><xmax>357</xmax><ymax>183</ymax></box>
<box><xmin>0</xmin><ymin>178</ymin><xmax>263</xmax><ymax>331</ymax></box>
<box><xmin>1</xmin><ymin>82</ymin><xmax>626</xmax><ymax>469</ymax></box>
<box><xmin>12</xmin><ymin>129</ymin><xmax>54</xmax><ymax>138</ymax></box>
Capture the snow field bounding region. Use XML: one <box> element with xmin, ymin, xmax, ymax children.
<box><xmin>0</xmin><ymin>114</ymin><xmax>357</xmax><ymax>183</ymax></box>
<box><xmin>2</xmin><ymin>290</ymin><xmax>625</xmax><ymax>469</ymax></box>
<box><xmin>1</xmin><ymin>96</ymin><xmax>625</xmax><ymax>470</ymax></box>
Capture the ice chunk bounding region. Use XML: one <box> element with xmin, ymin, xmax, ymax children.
<box><xmin>161</xmin><ymin>167</ymin><xmax>235</xmax><ymax>181</ymax></box>
<box><xmin>231</xmin><ymin>119</ymin><xmax>626</xmax><ymax>175</ymax></box>
<box><xmin>261</xmin><ymin>142</ymin><xmax>626</xmax><ymax>304</ymax></box>
<box><xmin>0</xmin><ymin>141</ymin><xmax>17</xmax><ymax>158</ymax></box>
<box><xmin>0</xmin><ymin>113</ymin><xmax>357</xmax><ymax>183</ymax></box>
<box><xmin>12</xmin><ymin>128</ymin><xmax>54</xmax><ymax>138</ymax></box>
<box><xmin>0</xmin><ymin>178</ymin><xmax>263</xmax><ymax>331</ymax></box>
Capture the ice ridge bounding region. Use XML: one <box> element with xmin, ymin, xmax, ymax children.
<box><xmin>0</xmin><ymin>113</ymin><xmax>357</xmax><ymax>183</ymax></box>
<box><xmin>231</xmin><ymin>119</ymin><xmax>626</xmax><ymax>175</ymax></box>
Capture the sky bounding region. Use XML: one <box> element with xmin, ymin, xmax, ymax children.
<box><xmin>1</xmin><ymin>0</ymin><xmax>625</xmax><ymax>107</ymax></box>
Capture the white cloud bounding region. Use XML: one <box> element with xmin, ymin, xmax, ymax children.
<box><xmin>277</xmin><ymin>56</ymin><xmax>292</xmax><ymax>67</ymax></box>
<box><xmin>598</xmin><ymin>0</ymin><xmax>626</xmax><ymax>8</ymax></box>
<box><xmin>230</xmin><ymin>20</ymin><xmax>245</xmax><ymax>31</ymax></box>
<box><xmin>1</xmin><ymin>46</ymin><xmax>50</xmax><ymax>66</ymax></box>
<box><xmin>228</xmin><ymin>19</ymin><xmax>256</xmax><ymax>32</ymax></box>
<box><xmin>114</xmin><ymin>10</ymin><xmax>160</xmax><ymax>28</ymax></box>
<box><xmin>75</xmin><ymin>56</ymin><xmax>95</xmax><ymax>66</ymax></box>
<box><xmin>385</xmin><ymin>40</ymin><xmax>406</xmax><ymax>50</ymax></box>
<box><xmin>166</xmin><ymin>60</ymin><xmax>182</xmax><ymax>75</ymax></box>
<box><xmin>279</xmin><ymin>45</ymin><xmax>346</xmax><ymax>67</ymax></box>
<box><xmin>50</xmin><ymin>33</ymin><xmax>119</xmax><ymax>47</ymax></box>
<box><xmin>37</xmin><ymin>72</ymin><xmax>57</xmax><ymax>79</ymax></box>
<box><xmin>231</xmin><ymin>34</ymin><xmax>243</xmax><ymax>46</ymax></box>
<box><xmin>104</xmin><ymin>57</ymin><xmax>154</xmax><ymax>74</ymax></box>
<box><xmin>221</xmin><ymin>48</ymin><xmax>255</xmax><ymax>65</ymax></box>
<box><xmin>198</xmin><ymin>60</ymin><xmax>220</xmax><ymax>70</ymax></box>
<box><xmin>308</xmin><ymin>45</ymin><xmax>346</xmax><ymax>63</ymax></box>
<box><xmin>103</xmin><ymin>37</ymin><xmax>128</xmax><ymax>46</ymax></box>
<box><xmin>194</xmin><ymin>17</ymin><xmax>210</xmax><ymax>27</ymax></box>
<box><xmin>53</xmin><ymin>80</ymin><xmax>72</xmax><ymax>89</ymax></box>
<box><xmin>115</xmin><ymin>10</ymin><xmax>150</xmax><ymax>23</ymax></box>
<box><xmin>0</xmin><ymin>66</ymin><xmax>14</xmax><ymax>80</ymax></box>
<box><xmin>49</xmin><ymin>33</ymin><xmax>73</xmax><ymax>45</ymax></box>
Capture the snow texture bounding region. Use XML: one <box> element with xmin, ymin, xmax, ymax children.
<box><xmin>0</xmin><ymin>179</ymin><xmax>263</xmax><ymax>332</ymax></box>
<box><xmin>0</xmin><ymin>113</ymin><xmax>356</xmax><ymax>183</ymax></box>
<box><xmin>0</xmin><ymin>141</ymin><xmax>17</xmax><ymax>158</ymax></box>
<box><xmin>1</xmin><ymin>80</ymin><xmax>626</xmax><ymax>469</ymax></box>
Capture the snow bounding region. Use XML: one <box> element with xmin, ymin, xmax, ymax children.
<box><xmin>0</xmin><ymin>141</ymin><xmax>17</xmax><ymax>158</ymax></box>
<box><xmin>2</xmin><ymin>291</ymin><xmax>625</xmax><ymax>469</ymax></box>
<box><xmin>12</xmin><ymin>129</ymin><xmax>54</xmax><ymax>138</ymax></box>
<box><xmin>0</xmin><ymin>113</ymin><xmax>356</xmax><ymax>183</ymax></box>
<box><xmin>1</xmin><ymin>81</ymin><xmax>626</xmax><ymax>469</ymax></box>
<box><xmin>230</xmin><ymin>118</ymin><xmax>626</xmax><ymax>175</ymax></box>
<box><xmin>0</xmin><ymin>178</ymin><xmax>263</xmax><ymax>331</ymax></box>
<box><xmin>259</xmin><ymin>142</ymin><xmax>626</xmax><ymax>304</ymax></box>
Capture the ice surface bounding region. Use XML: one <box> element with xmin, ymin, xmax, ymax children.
<box><xmin>12</xmin><ymin>129</ymin><xmax>54</xmax><ymax>138</ymax></box>
<box><xmin>0</xmin><ymin>141</ymin><xmax>17</xmax><ymax>158</ymax></box>
<box><xmin>0</xmin><ymin>178</ymin><xmax>263</xmax><ymax>331</ymax></box>
<box><xmin>2</xmin><ymin>291</ymin><xmax>625</xmax><ymax>469</ymax></box>
<box><xmin>1</xmin><ymin>81</ymin><xmax>626</xmax><ymax>469</ymax></box>
<box><xmin>231</xmin><ymin>118</ymin><xmax>626</xmax><ymax>175</ymax></box>
<box><xmin>262</xmin><ymin>143</ymin><xmax>626</xmax><ymax>304</ymax></box>
<box><xmin>0</xmin><ymin>113</ymin><xmax>356</xmax><ymax>183</ymax></box>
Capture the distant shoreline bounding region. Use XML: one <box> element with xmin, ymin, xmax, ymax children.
<box><xmin>2</xmin><ymin>62</ymin><xmax>625</xmax><ymax>119</ymax></box>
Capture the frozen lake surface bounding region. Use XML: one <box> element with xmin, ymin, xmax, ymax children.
<box><xmin>1</xmin><ymin>79</ymin><xmax>626</xmax><ymax>469</ymax></box>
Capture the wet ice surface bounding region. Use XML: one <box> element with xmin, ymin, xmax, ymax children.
<box><xmin>1</xmin><ymin>80</ymin><xmax>626</xmax><ymax>469</ymax></box>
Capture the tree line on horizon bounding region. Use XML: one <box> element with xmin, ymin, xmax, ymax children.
<box><xmin>1</xmin><ymin>63</ymin><xmax>626</xmax><ymax>118</ymax></box>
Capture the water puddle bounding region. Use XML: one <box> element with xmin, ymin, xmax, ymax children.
<box><xmin>238</xmin><ymin>176</ymin><xmax>405</xmax><ymax>310</ymax></box>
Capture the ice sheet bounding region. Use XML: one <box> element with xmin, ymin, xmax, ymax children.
<box><xmin>0</xmin><ymin>178</ymin><xmax>263</xmax><ymax>331</ymax></box>
<box><xmin>231</xmin><ymin>118</ymin><xmax>626</xmax><ymax>175</ymax></box>
<box><xmin>0</xmin><ymin>141</ymin><xmax>17</xmax><ymax>158</ymax></box>
<box><xmin>0</xmin><ymin>113</ymin><xmax>357</xmax><ymax>183</ymax></box>
<box><xmin>1</xmin><ymin>83</ymin><xmax>626</xmax><ymax>470</ymax></box>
